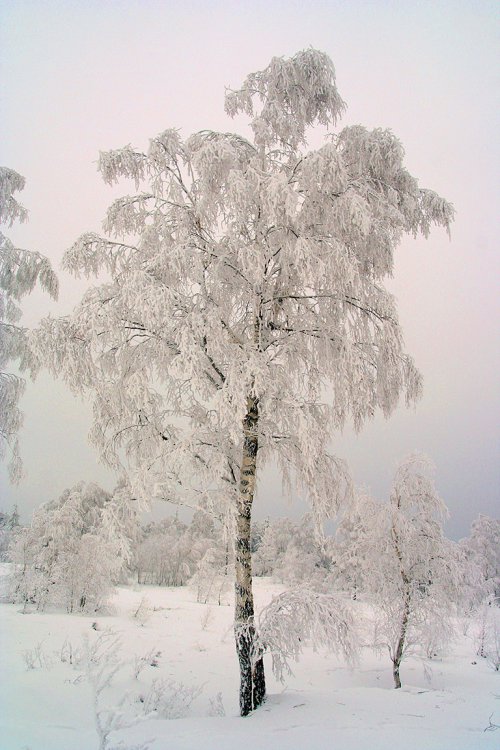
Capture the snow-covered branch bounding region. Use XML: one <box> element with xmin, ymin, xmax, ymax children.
<box><xmin>258</xmin><ymin>587</ymin><xmax>358</xmax><ymax>681</ymax></box>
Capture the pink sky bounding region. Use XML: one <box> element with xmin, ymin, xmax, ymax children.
<box><xmin>1</xmin><ymin>0</ymin><xmax>499</xmax><ymax>537</ymax></box>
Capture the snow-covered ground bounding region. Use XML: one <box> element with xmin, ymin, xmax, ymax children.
<box><xmin>1</xmin><ymin>572</ymin><xmax>499</xmax><ymax>750</ymax></box>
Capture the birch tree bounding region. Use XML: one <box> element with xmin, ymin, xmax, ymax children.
<box><xmin>342</xmin><ymin>455</ymin><xmax>465</xmax><ymax>688</ymax></box>
<box><xmin>0</xmin><ymin>167</ymin><xmax>58</xmax><ymax>481</ymax></box>
<box><xmin>34</xmin><ymin>49</ymin><xmax>453</xmax><ymax>714</ymax></box>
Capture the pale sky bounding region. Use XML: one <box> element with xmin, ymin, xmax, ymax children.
<box><xmin>0</xmin><ymin>0</ymin><xmax>499</xmax><ymax>538</ymax></box>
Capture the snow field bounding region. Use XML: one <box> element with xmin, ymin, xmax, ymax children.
<box><xmin>1</xmin><ymin>576</ymin><xmax>499</xmax><ymax>750</ymax></box>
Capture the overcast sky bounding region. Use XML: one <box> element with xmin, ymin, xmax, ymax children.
<box><xmin>1</xmin><ymin>0</ymin><xmax>498</xmax><ymax>538</ymax></box>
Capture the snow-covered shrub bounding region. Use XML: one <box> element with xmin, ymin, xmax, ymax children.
<box><xmin>200</xmin><ymin>605</ymin><xmax>214</xmax><ymax>630</ymax></box>
<box><xmin>82</xmin><ymin>629</ymin><xmax>134</xmax><ymax>750</ymax></box>
<box><xmin>132</xmin><ymin>648</ymin><xmax>161</xmax><ymax>680</ymax></box>
<box><xmin>208</xmin><ymin>692</ymin><xmax>226</xmax><ymax>717</ymax></box>
<box><xmin>130</xmin><ymin>595</ymin><xmax>153</xmax><ymax>626</ymax></box>
<box><xmin>138</xmin><ymin>677</ymin><xmax>202</xmax><ymax>719</ymax></box>
<box><xmin>59</xmin><ymin>638</ymin><xmax>83</xmax><ymax>667</ymax></box>
<box><xmin>81</xmin><ymin>629</ymin><xmax>201</xmax><ymax>748</ymax></box>
<box><xmin>22</xmin><ymin>641</ymin><xmax>51</xmax><ymax>670</ymax></box>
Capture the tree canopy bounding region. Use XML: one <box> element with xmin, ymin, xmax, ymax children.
<box><xmin>36</xmin><ymin>49</ymin><xmax>453</xmax><ymax>521</ymax></box>
<box><xmin>0</xmin><ymin>167</ymin><xmax>58</xmax><ymax>481</ymax></box>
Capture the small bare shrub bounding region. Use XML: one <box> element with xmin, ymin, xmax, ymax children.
<box><xmin>131</xmin><ymin>596</ymin><xmax>152</xmax><ymax>626</ymax></box>
<box><xmin>208</xmin><ymin>692</ymin><xmax>225</xmax><ymax>717</ymax></box>
<box><xmin>132</xmin><ymin>649</ymin><xmax>161</xmax><ymax>680</ymax></box>
<box><xmin>138</xmin><ymin>677</ymin><xmax>202</xmax><ymax>719</ymax></box>
<box><xmin>22</xmin><ymin>641</ymin><xmax>51</xmax><ymax>670</ymax></box>
<box><xmin>200</xmin><ymin>606</ymin><xmax>214</xmax><ymax>631</ymax></box>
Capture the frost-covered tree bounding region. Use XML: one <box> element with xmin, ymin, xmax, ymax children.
<box><xmin>9</xmin><ymin>481</ymin><xmax>137</xmax><ymax>612</ymax></box>
<box><xmin>461</xmin><ymin>515</ymin><xmax>500</xmax><ymax>600</ymax></box>
<box><xmin>276</xmin><ymin>514</ymin><xmax>332</xmax><ymax>587</ymax></box>
<box><xmin>136</xmin><ymin>515</ymin><xmax>213</xmax><ymax>586</ymax></box>
<box><xmin>341</xmin><ymin>455</ymin><xmax>464</xmax><ymax>688</ymax></box>
<box><xmin>191</xmin><ymin>544</ymin><xmax>233</xmax><ymax>605</ymax></box>
<box><xmin>332</xmin><ymin>491</ymin><xmax>378</xmax><ymax>599</ymax></box>
<box><xmin>0</xmin><ymin>167</ymin><xmax>58</xmax><ymax>481</ymax></box>
<box><xmin>34</xmin><ymin>50</ymin><xmax>453</xmax><ymax>713</ymax></box>
<box><xmin>253</xmin><ymin>514</ymin><xmax>330</xmax><ymax>586</ymax></box>
<box><xmin>252</xmin><ymin>517</ymin><xmax>299</xmax><ymax>577</ymax></box>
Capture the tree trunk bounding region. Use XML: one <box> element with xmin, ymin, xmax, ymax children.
<box><xmin>392</xmin><ymin>659</ymin><xmax>402</xmax><ymax>689</ymax></box>
<box><xmin>234</xmin><ymin>395</ymin><xmax>266</xmax><ymax>716</ymax></box>
<box><xmin>392</xmin><ymin>591</ymin><xmax>411</xmax><ymax>689</ymax></box>
<box><xmin>391</xmin><ymin>509</ymin><xmax>412</xmax><ymax>690</ymax></box>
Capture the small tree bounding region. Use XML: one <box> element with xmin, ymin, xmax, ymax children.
<box><xmin>0</xmin><ymin>167</ymin><xmax>58</xmax><ymax>481</ymax></box>
<box><xmin>343</xmin><ymin>455</ymin><xmax>464</xmax><ymax>688</ymax></box>
<box><xmin>35</xmin><ymin>50</ymin><xmax>453</xmax><ymax>713</ymax></box>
